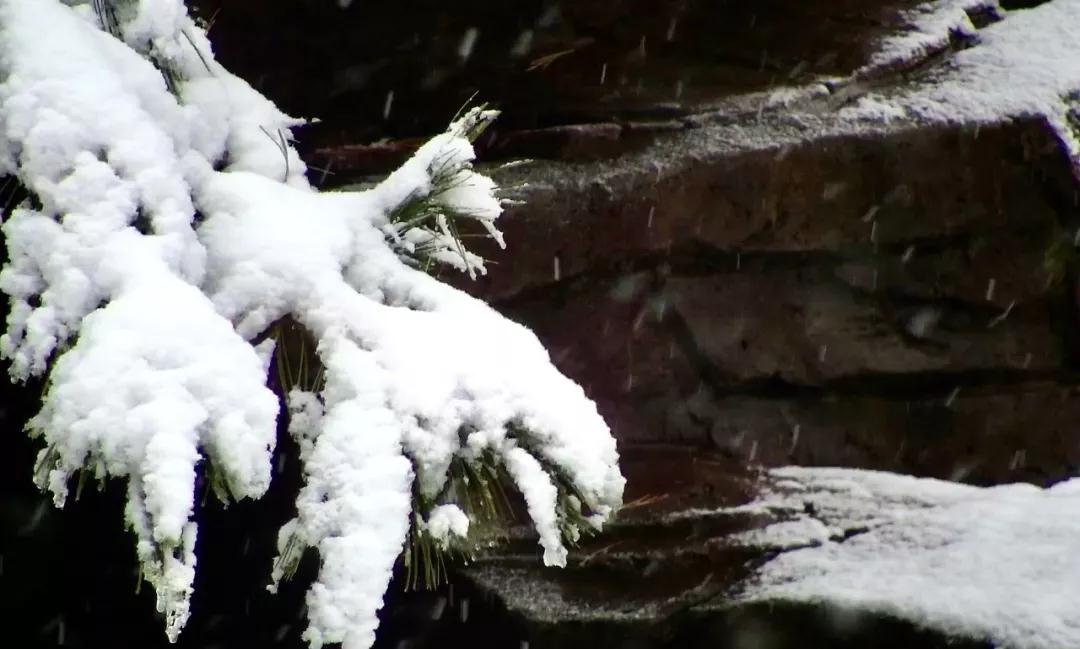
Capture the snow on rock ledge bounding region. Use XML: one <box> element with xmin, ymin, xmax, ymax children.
<box><xmin>847</xmin><ymin>0</ymin><xmax>1080</xmax><ymax>163</ymax></box>
<box><xmin>731</xmin><ymin>467</ymin><xmax>1080</xmax><ymax>649</ymax></box>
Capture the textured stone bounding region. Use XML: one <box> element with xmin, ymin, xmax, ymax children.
<box><xmin>191</xmin><ymin>0</ymin><xmax>949</xmax><ymax>157</ymax></box>
<box><xmin>473</xmin><ymin>117</ymin><xmax>1075</xmax><ymax>302</ymax></box>
<box><xmin>458</xmin><ymin>456</ymin><xmax>1002</xmax><ymax>649</ymax></box>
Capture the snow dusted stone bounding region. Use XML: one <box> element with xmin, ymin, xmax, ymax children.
<box><xmin>464</xmin><ymin>459</ymin><xmax>1080</xmax><ymax>649</ymax></box>
<box><xmin>497</xmin><ymin>119</ymin><xmax>1078</xmax><ymax>486</ymax></box>
<box><xmin>442</xmin><ymin>2</ymin><xmax>1080</xmax><ymax>647</ymax></box>
<box><xmin>729</xmin><ymin>467</ymin><xmax>1080</xmax><ymax>649</ymax></box>
<box><xmin>5</xmin><ymin>0</ymin><xmax>1080</xmax><ymax>646</ymax></box>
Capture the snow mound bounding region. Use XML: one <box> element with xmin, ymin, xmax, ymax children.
<box><xmin>847</xmin><ymin>0</ymin><xmax>1080</xmax><ymax>164</ymax></box>
<box><xmin>734</xmin><ymin>467</ymin><xmax>1080</xmax><ymax>649</ymax></box>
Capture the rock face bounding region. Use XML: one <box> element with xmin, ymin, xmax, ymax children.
<box><xmin>194</xmin><ymin>0</ymin><xmax>1080</xmax><ymax>491</ymax></box>
<box><xmin>457</xmin><ymin>454</ymin><xmax>1009</xmax><ymax>649</ymax></box>
<box><xmin>192</xmin><ymin>0</ymin><xmax>956</xmax><ymax>152</ymax></box>
<box><xmin>203</xmin><ymin>0</ymin><xmax>1079</xmax><ymax>647</ymax></box>
<box><xmin>492</xmin><ymin>116</ymin><xmax>1080</xmax><ymax>487</ymax></box>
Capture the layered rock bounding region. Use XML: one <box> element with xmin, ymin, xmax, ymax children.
<box><xmin>210</xmin><ymin>0</ymin><xmax>1080</xmax><ymax>645</ymax></box>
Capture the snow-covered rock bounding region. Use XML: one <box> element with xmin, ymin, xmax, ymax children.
<box><xmin>732</xmin><ymin>467</ymin><xmax>1080</xmax><ymax>649</ymax></box>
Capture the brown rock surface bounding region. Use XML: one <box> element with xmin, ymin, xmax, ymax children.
<box><xmin>192</xmin><ymin>0</ymin><xmax>958</xmax><ymax>144</ymax></box>
<box><xmin>457</xmin><ymin>451</ymin><xmax>1000</xmax><ymax>649</ymax></box>
<box><xmin>197</xmin><ymin>0</ymin><xmax>1078</xmax><ymax>643</ymax></box>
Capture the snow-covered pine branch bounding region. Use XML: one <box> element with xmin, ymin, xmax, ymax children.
<box><xmin>0</xmin><ymin>1</ymin><xmax>625</xmax><ymax>648</ymax></box>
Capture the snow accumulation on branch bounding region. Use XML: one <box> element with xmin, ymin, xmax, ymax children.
<box><xmin>846</xmin><ymin>0</ymin><xmax>1080</xmax><ymax>162</ymax></box>
<box><xmin>0</xmin><ymin>1</ymin><xmax>624</xmax><ymax>648</ymax></box>
<box><xmin>728</xmin><ymin>468</ymin><xmax>1080</xmax><ymax>649</ymax></box>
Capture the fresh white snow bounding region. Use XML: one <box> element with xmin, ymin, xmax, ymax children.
<box><xmin>732</xmin><ymin>468</ymin><xmax>1080</xmax><ymax>649</ymax></box>
<box><xmin>858</xmin><ymin>0</ymin><xmax>1002</xmax><ymax>76</ymax></box>
<box><xmin>848</xmin><ymin>0</ymin><xmax>1080</xmax><ymax>162</ymax></box>
<box><xmin>0</xmin><ymin>1</ymin><xmax>624</xmax><ymax>647</ymax></box>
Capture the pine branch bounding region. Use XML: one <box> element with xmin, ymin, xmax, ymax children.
<box><xmin>0</xmin><ymin>5</ymin><xmax>623</xmax><ymax>649</ymax></box>
<box><xmin>383</xmin><ymin>105</ymin><xmax>504</xmax><ymax>278</ymax></box>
